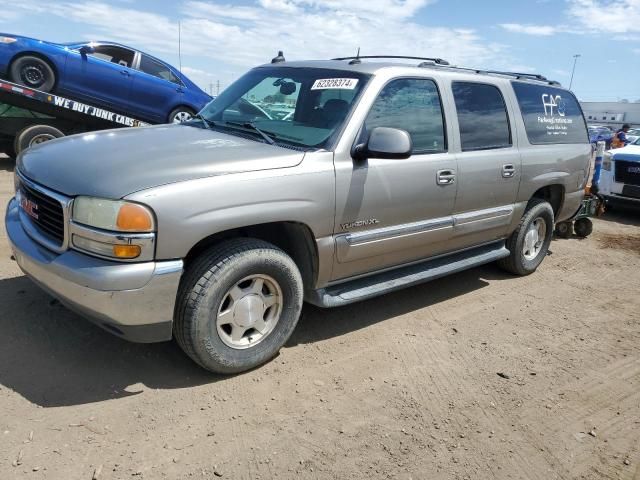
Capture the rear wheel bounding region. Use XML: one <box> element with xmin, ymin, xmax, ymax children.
<box><xmin>174</xmin><ymin>238</ymin><xmax>304</xmax><ymax>374</ymax></box>
<box><xmin>10</xmin><ymin>55</ymin><xmax>56</xmax><ymax>92</ymax></box>
<box><xmin>13</xmin><ymin>125</ymin><xmax>64</xmax><ymax>156</ymax></box>
<box><xmin>169</xmin><ymin>107</ymin><xmax>195</xmax><ymax>124</ymax></box>
<box><xmin>498</xmin><ymin>199</ymin><xmax>554</xmax><ymax>276</ymax></box>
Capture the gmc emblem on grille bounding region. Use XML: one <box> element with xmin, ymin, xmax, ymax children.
<box><xmin>20</xmin><ymin>196</ymin><xmax>39</xmax><ymax>220</ymax></box>
<box><xmin>628</xmin><ymin>166</ymin><xmax>640</xmax><ymax>174</ymax></box>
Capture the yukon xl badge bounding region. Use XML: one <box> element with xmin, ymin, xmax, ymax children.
<box><xmin>340</xmin><ymin>218</ymin><xmax>379</xmax><ymax>230</ymax></box>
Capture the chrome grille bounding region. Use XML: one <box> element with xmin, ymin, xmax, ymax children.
<box><xmin>20</xmin><ymin>181</ymin><xmax>65</xmax><ymax>245</ymax></box>
<box><xmin>615</xmin><ymin>161</ymin><xmax>640</xmax><ymax>187</ymax></box>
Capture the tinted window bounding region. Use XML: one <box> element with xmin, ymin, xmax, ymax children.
<box><xmin>452</xmin><ymin>82</ymin><xmax>511</xmax><ymax>151</ymax></box>
<box><xmin>512</xmin><ymin>81</ymin><xmax>588</xmax><ymax>144</ymax></box>
<box><xmin>139</xmin><ymin>55</ymin><xmax>181</xmax><ymax>85</ymax></box>
<box><xmin>365</xmin><ymin>78</ymin><xmax>446</xmax><ymax>153</ymax></box>
<box><xmin>90</xmin><ymin>46</ymin><xmax>135</xmax><ymax>68</ymax></box>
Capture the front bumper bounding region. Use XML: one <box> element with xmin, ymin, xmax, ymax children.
<box><xmin>6</xmin><ymin>198</ymin><xmax>183</xmax><ymax>342</ymax></box>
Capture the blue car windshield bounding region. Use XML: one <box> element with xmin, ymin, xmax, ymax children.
<box><xmin>197</xmin><ymin>67</ymin><xmax>370</xmax><ymax>150</ymax></box>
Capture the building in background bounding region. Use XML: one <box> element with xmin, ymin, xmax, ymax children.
<box><xmin>581</xmin><ymin>101</ymin><xmax>640</xmax><ymax>128</ymax></box>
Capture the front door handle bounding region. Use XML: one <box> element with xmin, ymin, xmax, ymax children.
<box><xmin>502</xmin><ymin>164</ymin><xmax>516</xmax><ymax>178</ymax></box>
<box><xmin>437</xmin><ymin>169</ymin><xmax>456</xmax><ymax>185</ymax></box>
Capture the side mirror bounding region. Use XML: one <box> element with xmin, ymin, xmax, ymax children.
<box><xmin>353</xmin><ymin>127</ymin><xmax>412</xmax><ymax>160</ymax></box>
<box><xmin>79</xmin><ymin>45</ymin><xmax>95</xmax><ymax>57</ymax></box>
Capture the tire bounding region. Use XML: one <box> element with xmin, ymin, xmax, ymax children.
<box><xmin>174</xmin><ymin>238</ymin><xmax>304</xmax><ymax>374</ymax></box>
<box><xmin>13</xmin><ymin>125</ymin><xmax>64</xmax><ymax>156</ymax></box>
<box><xmin>10</xmin><ymin>55</ymin><xmax>56</xmax><ymax>92</ymax></box>
<box><xmin>554</xmin><ymin>221</ymin><xmax>573</xmax><ymax>239</ymax></box>
<box><xmin>168</xmin><ymin>106</ymin><xmax>195</xmax><ymax>124</ymax></box>
<box><xmin>573</xmin><ymin>218</ymin><xmax>593</xmax><ymax>238</ymax></box>
<box><xmin>498</xmin><ymin>198</ymin><xmax>554</xmax><ymax>276</ymax></box>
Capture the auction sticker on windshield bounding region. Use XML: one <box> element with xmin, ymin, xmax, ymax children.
<box><xmin>311</xmin><ymin>78</ymin><xmax>359</xmax><ymax>90</ymax></box>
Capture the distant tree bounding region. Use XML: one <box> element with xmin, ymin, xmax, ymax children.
<box><xmin>620</xmin><ymin>98</ymin><xmax>630</xmax><ymax>103</ymax></box>
<box><xmin>634</xmin><ymin>99</ymin><xmax>640</xmax><ymax>103</ymax></box>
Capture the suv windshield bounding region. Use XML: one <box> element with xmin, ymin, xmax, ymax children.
<box><xmin>196</xmin><ymin>67</ymin><xmax>370</xmax><ymax>149</ymax></box>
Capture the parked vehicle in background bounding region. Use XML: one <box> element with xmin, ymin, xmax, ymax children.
<box><xmin>588</xmin><ymin>125</ymin><xmax>613</xmax><ymax>148</ymax></box>
<box><xmin>626</xmin><ymin>128</ymin><xmax>640</xmax><ymax>144</ymax></box>
<box><xmin>6</xmin><ymin>56</ymin><xmax>591</xmax><ymax>374</ymax></box>
<box><xmin>0</xmin><ymin>33</ymin><xmax>211</xmax><ymax>123</ymax></box>
<box><xmin>600</xmin><ymin>137</ymin><xmax>640</xmax><ymax>207</ymax></box>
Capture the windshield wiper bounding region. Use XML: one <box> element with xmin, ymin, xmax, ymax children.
<box><xmin>196</xmin><ymin>113</ymin><xmax>215</xmax><ymax>129</ymax></box>
<box><xmin>224</xmin><ymin>121</ymin><xmax>275</xmax><ymax>145</ymax></box>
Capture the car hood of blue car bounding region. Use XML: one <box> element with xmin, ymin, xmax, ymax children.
<box><xmin>18</xmin><ymin>124</ymin><xmax>306</xmax><ymax>198</ymax></box>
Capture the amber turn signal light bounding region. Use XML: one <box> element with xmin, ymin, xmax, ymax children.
<box><xmin>116</xmin><ymin>203</ymin><xmax>153</xmax><ymax>231</ymax></box>
<box><xmin>113</xmin><ymin>244</ymin><xmax>142</xmax><ymax>259</ymax></box>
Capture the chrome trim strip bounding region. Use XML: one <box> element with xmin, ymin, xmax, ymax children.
<box><xmin>453</xmin><ymin>206</ymin><xmax>514</xmax><ymax>225</ymax></box>
<box><xmin>69</xmin><ymin>221</ymin><xmax>156</xmax><ymax>263</ymax></box>
<box><xmin>16</xmin><ymin>170</ymin><xmax>73</xmax><ymax>253</ymax></box>
<box><xmin>345</xmin><ymin>216</ymin><xmax>453</xmax><ymax>245</ymax></box>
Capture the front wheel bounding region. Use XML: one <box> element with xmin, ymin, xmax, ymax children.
<box><xmin>498</xmin><ymin>199</ymin><xmax>554</xmax><ymax>276</ymax></box>
<box><xmin>10</xmin><ymin>55</ymin><xmax>56</xmax><ymax>92</ymax></box>
<box><xmin>169</xmin><ymin>107</ymin><xmax>195</xmax><ymax>124</ymax></box>
<box><xmin>174</xmin><ymin>238</ymin><xmax>304</xmax><ymax>374</ymax></box>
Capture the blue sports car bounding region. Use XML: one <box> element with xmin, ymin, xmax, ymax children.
<box><xmin>0</xmin><ymin>33</ymin><xmax>212</xmax><ymax>123</ymax></box>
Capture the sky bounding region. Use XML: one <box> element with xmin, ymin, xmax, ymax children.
<box><xmin>1</xmin><ymin>0</ymin><xmax>639</xmax><ymax>102</ymax></box>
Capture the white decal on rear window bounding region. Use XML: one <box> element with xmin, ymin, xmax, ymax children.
<box><xmin>311</xmin><ymin>78</ymin><xmax>359</xmax><ymax>90</ymax></box>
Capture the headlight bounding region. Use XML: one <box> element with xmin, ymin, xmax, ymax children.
<box><xmin>71</xmin><ymin>197</ymin><xmax>155</xmax><ymax>261</ymax></box>
<box><xmin>1</xmin><ymin>37</ymin><xmax>17</xmax><ymax>44</ymax></box>
<box><xmin>73</xmin><ymin>197</ymin><xmax>155</xmax><ymax>232</ymax></box>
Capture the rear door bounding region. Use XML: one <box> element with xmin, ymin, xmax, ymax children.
<box><xmin>447</xmin><ymin>81</ymin><xmax>521</xmax><ymax>250</ymax></box>
<box><xmin>129</xmin><ymin>54</ymin><xmax>183</xmax><ymax>123</ymax></box>
<box><xmin>62</xmin><ymin>44</ymin><xmax>135</xmax><ymax>110</ymax></box>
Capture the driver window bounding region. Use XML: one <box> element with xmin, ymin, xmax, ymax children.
<box><xmin>89</xmin><ymin>46</ymin><xmax>135</xmax><ymax>68</ymax></box>
<box><xmin>223</xmin><ymin>77</ymin><xmax>301</xmax><ymax>122</ymax></box>
<box><xmin>365</xmin><ymin>78</ymin><xmax>446</xmax><ymax>153</ymax></box>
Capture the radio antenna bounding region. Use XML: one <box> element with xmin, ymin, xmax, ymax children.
<box><xmin>178</xmin><ymin>21</ymin><xmax>183</xmax><ymax>74</ymax></box>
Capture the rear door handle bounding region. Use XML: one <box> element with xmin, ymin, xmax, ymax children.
<box><xmin>437</xmin><ymin>169</ymin><xmax>456</xmax><ymax>185</ymax></box>
<box><xmin>502</xmin><ymin>164</ymin><xmax>516</xmax><ymax>178</ymax></box>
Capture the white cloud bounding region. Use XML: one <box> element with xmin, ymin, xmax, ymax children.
<box><xmin>500</xmin><ymin>23</ymin><xmax>558</xmax><ymax>36</ymax></box>
<box><xmin>567</xmin><ymin>0</ymin><xmax>640</xmax><ymax>34</ymax></box>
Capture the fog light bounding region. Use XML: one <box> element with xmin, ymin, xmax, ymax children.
<box><xmin>113</xmin><ymin>244</ymin><xmax>141</xmax><ymax>259</ymax></box>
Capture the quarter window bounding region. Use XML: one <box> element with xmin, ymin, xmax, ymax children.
<box><xmin>365</xmin><ymin>78</ymin><xmax>446</xmax><ymax>153</ymax></box>
<box><xmin>452</xmin><ymin>82</ymin><xmax>511</xmax><ymax>151</ymax></box>
<box><xmin>139</xmin><ymin>55</ymin><xmax>181</xmax><ymax>85</ymax></box>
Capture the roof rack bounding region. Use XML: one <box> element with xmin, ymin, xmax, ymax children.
<box><xmin>424</xmin><ymin>64</ymin><xmax>562</xmax><ymax>86</ymax></box>
<box><xmin>332</xmin><ymin>55</ymin><xmax>450</xmax><ymax>66</ymax></box>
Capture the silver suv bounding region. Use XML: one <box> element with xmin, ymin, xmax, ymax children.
<box><xmin>6</xmin><ymin>56</ymin><xmax>591</xmax><ymax>374</ymax></box>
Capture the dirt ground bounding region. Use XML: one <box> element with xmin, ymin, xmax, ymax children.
<box><xmin>0</xmin><ymin>153</ymin><xmax>639</xmax><ymax>480</ymax></box>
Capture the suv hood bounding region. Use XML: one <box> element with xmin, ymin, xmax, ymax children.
<box><xmin>18</xmin><ymin>124</ymin><xmax>305</xmax><ymax>198</ymax></box>
<box><xmin>611</xmin><ymin>145</ymin><xmax>640</xmax><ymax>163</ymax></box>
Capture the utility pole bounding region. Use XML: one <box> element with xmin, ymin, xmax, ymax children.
<box><xmin>209</xmin><ymin>82</ymin><xmax>214</xmax><ymax>96</ymax></box>
<box><xmin>216</xmin><ymin>80</ymin><xmax>220</xmax><ymax>96</ymax></box>
<box><xmin>569</xmin><ymin>54</ymin><xmax>581</xmax><ymax>90</ymax></box>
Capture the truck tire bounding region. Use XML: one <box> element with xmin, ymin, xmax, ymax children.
<box><xmin>169</xmin><ymin>106</ymin><xmax>195</xmax><ymax>124</ymax></box>
<box><xmin>573</xmin><ymin>218</ymin><xmax>593</xmax><ymax>238</ymax></box>
<box><xmin>14</xmin><ymin>125</ymin><xmax>64</xmax><ymax>156</ymax></box>
<box><xmin>10</xmin><ymin>55</ymin><xmax>56</xmax><ymax>92</ymax></box>
<box><xmin>174</xmin><ymin>238</ymin><xmax>304</xmax><ymax>374</ymax></box>
<box><xmin>498</xmin><ymin>198</ymin><xmax>554</xmax><ymax>276</ymax></box>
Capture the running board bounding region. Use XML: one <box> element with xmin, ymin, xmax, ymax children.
<box><xmin>307</xmin><ymin>242</ymin><xmax>509</xmax><ymax>308</ymax></box>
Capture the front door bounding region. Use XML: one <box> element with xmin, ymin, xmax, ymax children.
<box><xmin>332</xmin><ymin>77</ymin><xmax>458</xmax><ymax>281</ymax></box>
<box><xmin>63</xmin><ymin>44</ymin><xmax>135</xmax><ymax>110</ymax></box>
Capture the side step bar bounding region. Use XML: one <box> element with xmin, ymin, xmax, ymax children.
<box><xmin>307</xmin><ymin>241</ymin><xmax>509</xmax><ymax>308</ymax></box>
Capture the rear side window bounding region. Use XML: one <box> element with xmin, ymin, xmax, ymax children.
<box><xmin>452</xmin><ymin>82</ymin><xmax>511</xmax><ymax>151</ymax></box>
<box><xmin>365</xmin><ymin>78</ymin><xmax>446</xmax><ymax>153</ymax></box>
<box><xmin>512</xmin><ymin>82</ymin><xmax>588</xmax><ymax>144</ymax></box>
<box><xmin>139</xmin><ymin>55</ymin><xmax>181</xmax><ymax>85</ymax></box>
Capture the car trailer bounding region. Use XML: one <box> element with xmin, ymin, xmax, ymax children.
<box><xmin>0</xmin><ymin>79</ymin><xmax>149</xmax><ymax>159</ymax></box>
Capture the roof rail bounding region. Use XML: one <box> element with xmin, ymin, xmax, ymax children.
<box><xmin>332</xmin><ymin>55</ymin><xmax>450</xmax><ymax>66</ymax></box>
<box><xmin>425</xmin><ymin>64</ymin><xmax>562</xmax><ymax>86</ymax></box>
